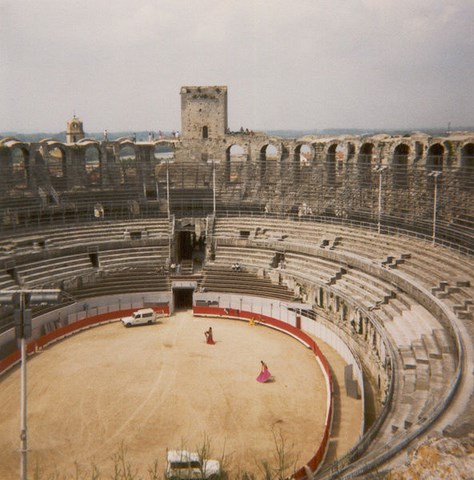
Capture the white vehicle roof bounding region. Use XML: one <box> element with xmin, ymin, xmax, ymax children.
<box><xmin>133</xmin><ymin>308</ymin><xmax>155</xmax><ymax>315</ymax></box>
<box><xmin>167</xmin><ymin>450</ymin><xmax>201</xmax><ymax>463</ymax></box>
<box><xmin>167</xmin><ymin>450</ymin><xmax>220</xmax><ymax>476</ymax></box>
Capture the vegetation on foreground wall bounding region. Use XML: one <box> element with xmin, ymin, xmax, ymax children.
<box><xmin>31</xmin><ymin>429</ymin><xmax>299</xmax><ymax>480</ymax></box>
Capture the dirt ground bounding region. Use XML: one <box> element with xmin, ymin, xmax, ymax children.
<box><xmin>0</xmin><ymin>311</ymin><xmax>362</xmax><ymax>479</ymax></box>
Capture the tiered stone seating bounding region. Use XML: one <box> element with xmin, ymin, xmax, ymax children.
<box><xmin>0</xmin><ymin>219</ymin><xmax>170</xmax><ymax>258</ymax></box>
<box><xmin>284</xmin><ymin>251</ymin><xmax>341</xmax><ymax>284</ymax></box>
<box><xmin>368</xmin><ymin>304</ymin><xmax>456</xmax><ymax>443</ymax></box>
<box><xmin>69</xmin><ymin>266</ymin><xmax>170</xmax><ymax>299</ymax></box>
<box><xmin>0</xmin><ymin>272</ymin><xmax>16</xmax><ymax>290</ymax></box>
<box><xmin>98</xmin><ymin>246</ymin><xmax>169</xmax><ymax>269</ymax></box>
<box><xmin>214</xmin><ymin>216</ymin><xmax>464</xmax><ymax>466</ymax></box>
<box><xmin>213</xmin><ymin>245</ymin><xmax>275</xmax><ymax>270</ymax></box>
<box><xmin>201</xmin><ymin>264</ymin><xmax>295</xmax><ymax>301</ymax></box>
<box><xmin>15</xmin><ymin>254</ymin><xmax>96</xmax><ymax>287</ymax></box>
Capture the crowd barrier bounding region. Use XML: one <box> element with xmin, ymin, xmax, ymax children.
<box><xmin>193</xmin><ymin>305</ymin><xmax>334</xmax><ymax>479</ymax></box>
<box><xmin>0</xmin><ymin>305</ymin><xmax>170</xmax><ymax>377</ymax></box>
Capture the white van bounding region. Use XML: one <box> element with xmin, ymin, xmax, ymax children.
<box><xmin>121</xmin><ymin>308</ymin><xmax>159</xmax><ymax>327</ymax></box>
<box><xmin>166</xmin><ymin>450</ymin><xmax>221</xmax><ymax>479</ymax></box>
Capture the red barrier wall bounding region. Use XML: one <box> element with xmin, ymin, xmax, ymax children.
<box><xmin>1</xmin><ymin>305</ymin><xmax>330</xmax><ymax>478</ymax></box>
<box><xmin>0</xmin><ymin>305</ymin><xmax>170</xmax><ymax>376</ymax></box>
<box><xmin>193</xmin><ymin>306</ymin><xmax>333</xmax><ymax>479</ymax></box>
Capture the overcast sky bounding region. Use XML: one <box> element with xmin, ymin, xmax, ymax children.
<box><xmin>1</xmin><ymin>0</ymin><xmax>473</xmax><ymax>133</ymax></box>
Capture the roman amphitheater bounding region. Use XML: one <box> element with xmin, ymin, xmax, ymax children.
<box><xmin>0</xmin><ymin>86</ymin><xmax>473</xmax><ymax>479</ymax></box>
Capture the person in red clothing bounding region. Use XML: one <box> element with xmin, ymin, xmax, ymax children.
<box><xmin>204</xmin><ymin>327</ymin><xmax>215</xmax><ymax>345</ymax></box>
<box><xmin>256</xmin><ymin>360</ymin><xmax>271</xmax><ymax>383</ymax></box>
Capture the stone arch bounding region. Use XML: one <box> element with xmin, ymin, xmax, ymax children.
<box><xmin>225</xmin><ymin>144</ymin><xmax>246</xmax><ymax>183</ymax></box>
<box><xmin>11</xmin><ymin>146</ymin><xmax>30</xmax><ymax>190</ymax></box>
<box><xmin>426</xmin><ymin>143</ymin><xmax>444</xmax><ymax>171</ymax></box>
<box><xmin>153</xmin><ymin>141</ymin><xmax>175</xmax><ymax>162</ymax></box>
<box><xmin>119</xmin><ymin>144</ymin><xmax>137</xmax><ymax>184</ymax></box>
<box><xmin>392</xmin><ymin>143</ymin><xmax>410</xmax><ymax>188</ymax></box>
<box><xmin>47</xmin><ymin>145</ymin><xmax>67</xmax><ymax>179</ymax></box>
<box><xmin>357</xmin><ymin>142</ymin><xmax>375</xmax><ymax>186</ymax></box>
<box><xmin>152</xmin><ymin>141</ymin><xmax>176</xmax><ymax>199</ymax></box>
<box><xmin>293</xmin><ymin>143</ymin><xmax>314</xmax><ymax>182</ymax></box>
<box><xmin>460</xmin><ymin>142</ymin><xmax>474</xmax><ymax>169</ymax></box>
<box><xmin>325</xmin><ymin>142</ymin><xmax>344</xmax><ymax>186</ymax></box>
<box><xmin>85</xmin><ymin>145</ymin><xmax>101</xmax><ymax>185</ymax></box>
<box><xmin>459</xmin><ymin>142</ymin><xmax>474</xmax><ymax>190</ymax></box>
<box><xmin>259</xmin><ymin>143</ymin><xmax>279</xmax><ymax>183</ymax></box>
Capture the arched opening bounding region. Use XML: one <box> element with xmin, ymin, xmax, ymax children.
<box><xmin>392</xmin><ymin>144</ymin><xmax>409</xmax><ymax>189</ymax></box>
<box><xmin>47</xmin><ymin>146</ymin><xmax>66</xmax><ymax>178</ymax></box>
<box><xmin>119</xmin><ymin>145</ymin><xmax>137</xmax><ymax>185</ymax></box>
<box><xmin>202</xmin><ymin>126</ymin><xmax>209</xmax><ymax>139</ymax></box>
<box><xmin>461</xmin><ymin>143</ymin><xmax>474</xmax><ymax>169</ymax></box>
<box><xmin>260</xmin><ymin>144</ymin><xmax>278</xmax><ymax>182</ymax></box>
<box><xmin>154</xmin><ymin>142</ymin><xmax>175</xmax><ymax>163</ymax></box>
<box><xmin>153</xmin><ymin>142</ymin><xmax>175</xmax><ymax>201</ymax></box>
<box><xmin>460</xmin><ymin>143</ymin><xmax>474</xmax><ymax>190</ymax></box>
<box><xmin>11</xmin><ymin>147</ymin><xmax>29</xmax><ymax>190</ymax></box>
<box><xmin>226</xmin><ymin>144</ymin><xmax>245</xmax><ymax>183</ymax></box>
<box><xmin>358</xmin><ymin>143</ymin><xmax>375</xmax><ymax>186</ymax></box>
<box><xmin>326</xmin><ymin>144</ymin><xmax>343</xmax><ymax>186</ymax></box>
<box><xmin>426</xmin><ymin>143</ymin><xmax>444</xmax><ymax>171</ymax></box>
<box><xmin>85</xmin><ymin>145</ymin><xmax>101</xmax><ymax>185</ymax></box>
<box><xmin>293</xmin><ymin>144</ymin><xmax>314</xmax><ymax>182</ymax></box>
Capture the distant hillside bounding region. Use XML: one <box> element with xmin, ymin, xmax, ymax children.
<box><xmin>2</xmin><ymin>127</ymin><xmax>471</xmax><ymax>143</ymax></box>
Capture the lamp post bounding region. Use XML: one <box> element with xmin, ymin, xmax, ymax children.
<box><xmin>165</xmin><ymin>157</ymin><xmax>171</xmax><ymax>220</ymax></box>
<box><xmin>207</xmin><ymin>159</ymin><xmax>220</xmax><ymax>216</ymax></box>
<box><xmin>428</xmin><ymin>170</ymin><xmax>442</xmax><ymax>245</ymax></box>
<box><xmin>0</xmin><ymin>289</ymin><xmax>61</xmax><ymax>480</ymax></box>
<box><xmin>373</xmin><ymin>165</ymin><xmax>388</xmax><ymax>234</ymax></box>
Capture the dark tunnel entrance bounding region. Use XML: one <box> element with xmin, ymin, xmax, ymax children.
<box><xmin>177</xmin><ymin>231</ymin><xmax>194</xmax><ymax>261</ymax></box>
<box><xmin>173</xmin><ymin>287</ymin><xmax>194</xmax><ymax>310</ymax></box>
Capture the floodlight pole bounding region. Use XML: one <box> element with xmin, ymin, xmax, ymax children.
<box><xmin>212</xmin><ymin>160</ymin><xmax>216</xmax><ymax>216</ymax></box>
<box><xmin>166</xmin><ymin>158</ymin><xmax>171</xmax><ymax>220</ymax></box>
<box><xmin>428</xmin><ymin>171</ymin><xmax>442</xmax><ymax>245</ymax></box>
<box><xmin>19</xmin><ymin>294</ymin><xmax>27</xmax><ymax>480</ymax></box>
<box><xmin>373</xmin><ymin>165</ymin><xmax>388</xmax><ymax>234</ymax></box>
<box><xmin>208</xmin><ymin>159</ymin><xmax>220</xmax><ymax>216</ymax></box>
<box><xmin>0</xmin><ymin>289</ymin><xmax>61</xmax><ymax>480</ymax></box>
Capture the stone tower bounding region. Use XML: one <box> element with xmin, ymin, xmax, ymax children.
<box><xmin>180</xmin><ymin>86</ymin><xmax>228</xmax><ymax>140</ymax></box>
<box><xmin>66</xmin><ymin>115</ymin><xmax>85</xmax><ymax>143</ymax></box>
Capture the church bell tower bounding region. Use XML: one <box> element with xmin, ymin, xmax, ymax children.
<box><xmin>66</xmin><ymin>115</ymin><xmax>85</xmax><ymax>143</ymax></box>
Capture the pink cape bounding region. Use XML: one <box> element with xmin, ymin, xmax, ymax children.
<box><xmin>256</xmin><ymin>369</ymin><xmax>271</xmax><ymax>383</ymax></box>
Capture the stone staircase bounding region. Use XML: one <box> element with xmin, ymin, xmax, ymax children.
<box><xmin>381</xmin><ymin>253</ymin><xmax>412</xmax><ymax>269</ymax></box>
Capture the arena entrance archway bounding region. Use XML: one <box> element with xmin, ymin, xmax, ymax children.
<box><xmin>172</xmin><ymin>282</ymin><xmax>196</xmax><ymax>310</ymax></box>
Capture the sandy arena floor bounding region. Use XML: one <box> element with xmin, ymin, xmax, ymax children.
<box><xmin>0</xmin><ymin>310</ymin><xmax>361</xmax><ymax>479</ymax></box>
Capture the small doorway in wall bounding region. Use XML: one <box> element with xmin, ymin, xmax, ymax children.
<box><xmin>173</xmin><ymin>287</ymin><xmax>194</xmax><ymax>310</ymax></box>
<box><xmin>177</xmin><ymin>231</ymin><xmax>194</xmax><ymax>262</ymax></box>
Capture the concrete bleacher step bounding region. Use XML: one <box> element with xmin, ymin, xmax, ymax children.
<box><xmin>399</xmin><ymin>346</ymin><xmax>416</xmax><ymax>370</ymax></box>
<box><xmin>415</xmin><ymin>363</ymin><xmax>430</xmax><ymax>390</ymax></box>
<box><xmin>421</xmin><ymin>333</ymin><xmax>442</xmax><ymax>359</ymax></box>
<box><xmin>412</xmin><ymin>340</ymin><xmax>429</xmax><ymax>365</ymax></box>
<box><xmin>403</xmin><ymin>390</ymin><xmax>430</xmax><ymax>429</ymax></box>
<box><xmin>327</xmin><ymin>267</ymin><xmax>347</xmax><ymax>285</ymax></box>
<box><xmin>433</xmin><ymin>328</ymin><xmax>454</xmax><ymax>354</ymax></box>
<box><xmin>442</xmin><ymin>353</ymin><xmax>457</xmax><ymax>375</ymax></box>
